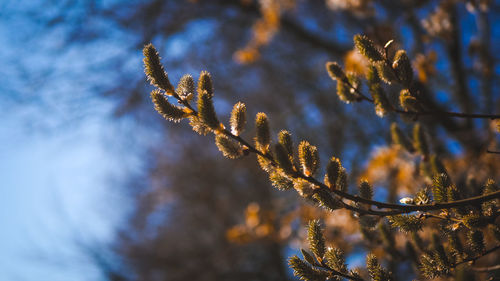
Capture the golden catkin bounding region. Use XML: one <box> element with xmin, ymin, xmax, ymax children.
<box><xmin>354</xmin><ymin>34</ymin><xmax>384</xmax><ymax>62</ymax></box>
<box><xmin>197</xmin><ymin>89</ymin><xmax>220</xmax><ymax>130</ymax></box>
<box><xmin>399</xmin><ymin>89</ymin><xmax>420</xmax><ymax>112</ymax></box>
<box><xmin>143</xmin><ymin>44</ymin><xmax>175</xmax><ymax>93</ymax></box>
<box><xmin>197</xmin><ymin>70</ymin><xmax>213</xmax><ymax>97</ymax></box>
<box><xmin>326</xmin><ymin>61</ymin><xmax>347</xmax><ymax>81</ymax></box>
<box><xmin>151</xmin><ymin>89</ymin><xmax>187</xmax><ymax>122</ymax></box>
<box><xmin>230</xmin><ymin>102</ymin><xmax>246</xmax><ymax>136</ymax></box>
<box><xmin>298</xmin><ymin>141</ymin><xmax>319</xmax><ymax>176</ymax></box>
<box><xmin>278</xmin><ymin>130</ymin><xmax>293</xmax><ymax>158</ymax></box>
<box><xmin>324</xmin><ymin>157</ymin><xmax>341</xmax><ymax>189</ymax></box>
<box><xmin>393</xmin><ymin>50</ymin><xmax>413</xmax><ymax>87</ymax></box>
<box><xmin>176</xmin><ymin>74</ymin><xmax>195</xmax><ymax>101</ymax></box>
<box><xmin>255</xmin><ymin>112</ymin><xmax>270</xmax><ymax>151</ymax></box>
<box><xmin>215</xmin><ymin>134</ymin><xmax>243</xmax><ymax>159</ymax></box>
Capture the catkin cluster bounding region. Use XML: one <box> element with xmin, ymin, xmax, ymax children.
<box><xmin>143</xmin><ymin>34</ymin><xmax>500</xmax><ymax>280</ymax></box>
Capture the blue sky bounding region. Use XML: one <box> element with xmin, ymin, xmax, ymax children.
<box><xmin>0</xmin><ymin>1</ymin><xmax>191</xmax><ymax>278</ymax></box>
<box><xmin>0</xmin><ymin>96</ymin><xmax>124</xmax><ymax>281</ymax></box>
<box><xmin>0</xmin><ymin>1</ymin><xmax>138</xmax><ymax>279</ymax></box>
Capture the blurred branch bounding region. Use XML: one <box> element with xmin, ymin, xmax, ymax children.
<box><xmin>446</xmin><ymin>5</ymin><xmax>473</xmax><ymax>119</ymax></box>
<box><xmin>224</xmin><ymin>0</ymin><xmax>350</xmax><ymax>56</ymax></box>
<box><xmin>475</xmin><ymin>9</ymin><xmax>494</xmax><ymax>114</ymax></box>
<box><xmin>280</xmin><ymin>16</ymin><xmax>350</xmax><ymax>55</ymax></box>
<box><xmin>473</xmin><ymin>264</ymin><xmax>500</xmax><ymax>272</ymax></box>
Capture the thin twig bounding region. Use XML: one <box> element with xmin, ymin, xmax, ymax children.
<box><xmin>303</xmin><ymin>174</ymin><xmax>500</xmax><ymax>215</ymax></box>
<box><xmin>310</xmin><ymin>259</ymin><xmax>364</xmax><ymax>281</ymax></box>
<box><xmin>454</xmin><ymin>245</ymin><xmax>500</xmax><ymax>267</ymax></box>
<box><xmin>165</xmin><ymin>88</ymin><xmax>500</xmax><ymax>217</ymax></box>
<box><xmin>342</xmin><ymin>79</ymin><xmax>500</xmax><ymax>120</ymax></box>
<box><xmin>323</xmin><ymin>265</ymin><xmax>364</xmax><ymax>281</ymax></box>
<box><xmin>473</xmin><ymin>264</ymin><xmax>500</xmax><ymax>272</ymax></box>
<box><xmin>422</xmin><ymin>213</ymin><xmax>462</xmax><ymax>223</ymax></box>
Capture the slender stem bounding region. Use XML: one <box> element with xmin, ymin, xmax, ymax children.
<box><xmin>166</xmin><ymin>88</ymin><xmax>500</xmax><ymax>216</ymax></box>
<box><xmin>473</xmin><ymin>264</ymin><xmax>500</xmax><ymax>272</ymax></box>
<box><xmin>412</xmin><ymin>110</ymin><xmax>500</xmax><ymax>120</ymax></box>
<box><xmin>453</xmin><ymin>244</ymin><xmax>500</xmax><ymax>267</ymax></box>
<box><xmin>322</xmin><ymin>266</ymin><xmax>364</xmax><ymax>281</ymax></box>
<box><xmin>422</xmin><ymin>213</ymin><xmax>462</xmax><ymax>223</ymax></box>
<box><xmin>302</xmin><ymin>173</ymin><xmax>500</xmax><ymax>214</ymax></box>
<box><xmin>342</xmin><ymin>79</ymin><xmax>500</xmax><ymax>120</ymax></box>
<box><xmin>315</xmin><ymin>260</ymin><xmax>364</xmax><ymax>281</ymax></box>
<box><xmin>230</xmin><ymin>117</ymin><xmax>500</xmax><ymax>216</ymax></box>
<box><xmin>486</xmin><ymin>150</ymin><xmax>500</xmax><ymax>155</ymax></box>
<box><xmin>343</xmin><ymin>79</ymin><xmax>373</xmax><ymax>103</ymax></box>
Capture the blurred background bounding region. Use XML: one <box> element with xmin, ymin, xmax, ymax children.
<box><xmin>1</xmin><ymin>0</ymin><xmax>500</xmax><ymax>280</ymax></box>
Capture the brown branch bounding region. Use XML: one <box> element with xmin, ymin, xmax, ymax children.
<box><xmin>341</xmin><ymin>79</ymin><xmax>500</xmax><ymax>120</ymax></box>
<box><xmin>334</xmin><ymin>41</ymin><xmax>499</xmax><ymax>120</ymax></box>
<box><xmin>170</xmin><ymin>88</ymin><xmax>500</xmax><ymax>216</ymax></box>
<box><xmin>221</xmin><ymin>0</ymin><xmax>350</xmax><ymax>57</ymax></box>
<box><xmin>302</xmin><ymin>174</ymin><xmax>500</xmax><ymax>214</ymax></box>
<box><xmin>281</xmin><ymin>16</ymin><xmax>350</xmax><ymax>56</ymax></box>
<box><xmin>446</xmin><ymin>5</ymin><xmax>473</xmax><ymax>119</ymax></box>
<box><xmin>421</xmin><ymin>213</ymin><xmax>462</xmax><ymax>223</ymax></box>
<box><xmin>154</xmin><ymin>64</ymin><xmax>500</xmax><ymax>217</ymax></box>
<box><xmin>454</xmin><ymin>244</ymin><xmax>500</xmax><ymax>267</ymax></box>
<box><xmin>473</xmin><ymin>264</ymin><xmax>500</xmax><ymax>272</ymax></box>
<box><xmin>309</xmin><ymin>258</ymin><xmax>365</xmax><ymax>281</ymax></box>
<box><xmin>320</xmin><ymin>264</ymin><xmax>364</xmax><ymax>281</ymax></box>
<box><xmin>305</xmin><ymin>256</ymin><xmax>365</xmax><ymax>280</ymax></box>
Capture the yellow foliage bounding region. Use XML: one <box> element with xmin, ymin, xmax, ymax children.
<box><xmin>362</xmin><ymin>146</ymin><xmax>420</xmax><ymax>194</ymax></box>
<box><xmin>245</xmin><ymin>202</ymin><xmax>261</xmax><ymax>228</ymax></box>
<box><xmin>235</xmin><ymin>0</ymin><xmax>296</xmax><ymax>64</ymax></box>
<box><xmin>226</xmin><ymin>202</ymin><xmax>279</xmax><ymax>244</ymax></box>
<box><xmin>226</xmin><ymin>225</ymin><xmax>253</xmax><ymax>244</ymax></box>
<box><xmin>344</xmin><ymin>49</ymin><xmax>370</xmax><ymax>76</ymax></box>
<box><xmin>413</xmin><ymin>51</ymin><xmax>437</xmax><ymax>83</ymax></box>
<box><xmin>493</xmin><ymin>119</ymin><xmax>500</xmax><ymax>134</ymax></box>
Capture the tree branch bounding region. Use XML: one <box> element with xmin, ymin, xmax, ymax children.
<box><xmin>220</xmin><ymin>0</ymin><xmax>350</xmax><ymax>57</ymax></box>
<box><xmin>280</xmin><ymin>16</ymin><xmax>350</xmax><ymax>56</ymax></box>
<box><xmin>446</xmin><ymin>5</ymin><xmax>473</xmax><ymax>120</ymax></box>
<box><xmin>473</xmin><ymin>264</ymin><xmax>500</xmax><ymax>272</ymax></box>
<box><xmin>165</xmin><ymin>86</ymin><xmax>500</xmax><ymax>217</ymax></box>
<box><xmin>342</xmin><ymin>78</ymin><xmax>500</xmax><ymax>120</ymax></box>
<box><xmin>454</xmin><ymin>244</ymin><xmax>500</xmax><ymax>267</ymax></box>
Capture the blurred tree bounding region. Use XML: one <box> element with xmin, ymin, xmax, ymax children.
<box><xmin>24</xmin><ymin>0</ymin><xmax>500</xmax><ymax>280</ymax></box>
